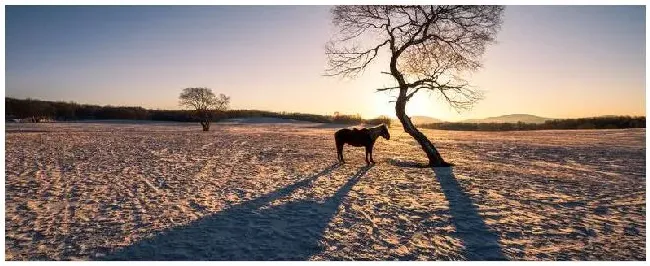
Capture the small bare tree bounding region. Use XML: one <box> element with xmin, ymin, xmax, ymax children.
<box><xmin>179</xmin><ymin>87</ymin><xmax>230</xmax><ymax>131</ymax></box>
<box><xmin>326</xmin><ymin>5</ymin><xmax>504</xmax><ymax>166</ymax></box>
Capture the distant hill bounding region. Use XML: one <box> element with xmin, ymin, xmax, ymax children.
<box><xmin>411</xmin><ymin>116</ymin><xmax>445</xmax><ymax>124</ymax></box>
<box><xmin>461</xmin><ymin>114</ymin><xmax>550</xmax><ymax>124</ymax></box>
<box><xmin>392</xmin><ymin>116</ymin><xmax>444</xmax><ymax>125</ymax></box>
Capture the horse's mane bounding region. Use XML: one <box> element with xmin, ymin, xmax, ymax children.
<box><xmin>366</xmin><ymin>124</ymin><xmax>386</xmax><ymax>139</ymax></box>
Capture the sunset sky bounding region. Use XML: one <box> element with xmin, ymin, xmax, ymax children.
<box><xmin>5</xmin><ymin>5</ymin><xmax>646</xmax><ymax>121</ymax></box>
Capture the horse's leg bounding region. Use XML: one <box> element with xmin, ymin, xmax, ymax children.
<box><xmin>369</xmin><ymin>145</ymin><xmax>375</xmax><ymax>164</ymax></box>
<box><xmin>336</xmin><ymin>141</ymin><xmax>345</xmax><ymax>163</ymax></box>
<box><xmin>364</xmin><ymin>146</ymin><xmax>370</xmax><ymax>166</ymax></box>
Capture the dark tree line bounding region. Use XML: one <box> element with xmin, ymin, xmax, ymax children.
<box><xmin>419</xmin><ymin>116</ymin><xmax>645</xmax><ymax>131</ymax></box>
<box><xmin>6</xmin><ymin>97</ymin><xmax>150</xmax><ymax>121</ymax></box>
<box><xmin>5</xmin><ymin>97</ymin><xmax>391</xmax><ymax>126</ymax></box>
<box><xmin>6</xmin><ymin>97</ymin><xmax>641</xmax><ymax>131</ymax></box>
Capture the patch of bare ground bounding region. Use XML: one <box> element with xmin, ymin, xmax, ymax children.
<box><xmin>5</xmin><ymin>122</ymin><xmax>645</xmax><ymax>260</ymax></box>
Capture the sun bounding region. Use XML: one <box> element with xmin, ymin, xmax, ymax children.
<box><xmin>405</xmin><ymin>95</ymin><xmax>435</xmax><ymax>117</ymax></box>
<box><xmin>370</xmin><ymin>89</ymin><xmax>441</xmax><ymax>119</ymax></box>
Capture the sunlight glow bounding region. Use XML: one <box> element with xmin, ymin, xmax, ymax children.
<box><xmin>4</xmin><ymin>6</ymin><xmax>645</xmax><ymax>121</ymax></box>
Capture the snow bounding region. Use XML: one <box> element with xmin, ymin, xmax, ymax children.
<box><xmin>4</xmin><ymin>121</ymin><xmax>645</xmax><ymax>260</ymax></box>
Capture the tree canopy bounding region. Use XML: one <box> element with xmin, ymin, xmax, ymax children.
<box><xmin>179</xmin><ymin>87</ymin><xmax>230</xmax><ymax>131</ymax></box>
<box><xmin>325</xmin><ymin>5</ymin><xmax>505</xmax><ymax>166</ymax></box>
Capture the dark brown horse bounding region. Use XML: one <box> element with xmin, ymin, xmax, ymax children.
<box><xmin>335</xmin><ymin>124</ymin><xmax>390</xmax><ymax>166</ymax></box>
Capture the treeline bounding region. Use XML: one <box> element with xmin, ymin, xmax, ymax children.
<box><xmin>220</xmin><ymin>110</ymin><xmax>391</xmax><ymax>126</ymax></box>
<box><xmin>6</xmin><ymin>97</ymin><xmax>150</xmax><ymax>122</ymax></box>
<box><xmin>419</xmin><ymin>116</ymin><xmax>645</xmax><ymax>131</ymax></box>
<box><xmin>5</xmin><ymin>97</ymin><xmax>391</xmax><ymax>126</ymax></box>
<box><xmin>10</xmin><ymin>97</ymin><xmax>641</xmax><ymax>131</ymax></box>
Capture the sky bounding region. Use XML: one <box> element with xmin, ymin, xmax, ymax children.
<box><xmin>5</xmin><ymin>5</ymin><xmax>646</xmax><ymax>121</ymax></box>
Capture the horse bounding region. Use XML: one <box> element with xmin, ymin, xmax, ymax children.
<box><xmin>334</xmin><ymin>124</ymin><xmax>390</xmax><ymax>166</ymax></box>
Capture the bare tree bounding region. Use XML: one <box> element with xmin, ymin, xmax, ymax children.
<box><xmin>325</xmin><ymin>5</ymin><xmax>504</xmax><ymax>166</ymax></box>
<box><xmin>179</xmin><ymin>87</ymin><xmax>230</xmax><ymax>131</ymax></box>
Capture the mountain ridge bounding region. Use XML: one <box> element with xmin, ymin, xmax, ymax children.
<box><xmin>460</xmin><ymin>114</ymin><xmax>551</xmax><ymax>124</ymax></box>
<box><xmin>392</xmin><ymin>114</ymin><xmax>551</xmax><ymax>124</ymax></box>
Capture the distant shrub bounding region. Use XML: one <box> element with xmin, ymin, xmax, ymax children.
<box><xmin>366</xmin><ymin>115</ymin><xmax>392</xmax><ymax>127</ymax></box>
<box><xmin>332</xmin><ymin>113</ymin><xmax>363</xmax><ymax>124</ymax></box>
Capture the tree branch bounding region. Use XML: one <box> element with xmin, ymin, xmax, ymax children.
<box><xmin>326</xmin><ymin>5</ymin><xmax>503</xmax><ymax>111</ymax></box>
<box><xmin>324</xmin><ymin>39</ymin><xmax>390</xmax><ymax>77</ymax></box>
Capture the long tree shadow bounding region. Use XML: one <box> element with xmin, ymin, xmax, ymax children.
<box><xmin>432</xmin><ymin>167</ymin><xmax>506</xmax><ymax>260</ymax></box>
<box><xmin>99</xmin><ymin>163</ymin><xmax>372</xmax><ymax>260</ymax></box>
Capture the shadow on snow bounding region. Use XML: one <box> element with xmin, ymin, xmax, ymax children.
<box><xmin>99</xmin><ymin>163</ymin><xmax>371</xmax><ymax>260</ymax></box>
<box><xmin>432</xmin><ymin>166</ymin><xmax>506</xmax><ymax>260</ymax></box>
<box><xmin>389</xmin><ymin>159</ymin><xmax>506</xmax><ymax>260</ymax></box>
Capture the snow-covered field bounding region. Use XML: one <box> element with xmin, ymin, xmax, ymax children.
<box><xmin>4</xmin><ymin>120</ymin><xmax>646</xmax><ymax>260</ymax></box>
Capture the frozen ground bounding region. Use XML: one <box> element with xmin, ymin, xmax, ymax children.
<box><xmin>4</xmin><ymin>120</ymin><xmax>646</xmax><ymax>260</ymax></box>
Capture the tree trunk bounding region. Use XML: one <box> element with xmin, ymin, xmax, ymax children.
<box><xmin>395</xmin><ymin>94</ymin><xmax>451</xmax><ymax>167</ymax></box>
<box><xmin>389</xmin><ymin>51</ymin><xmax>451</xmax><ymax>167</ymax></box>
<box><xmin>201</xmin><ymin>121</ymin><xmax>210</xmax><ymax>131</ymax></box>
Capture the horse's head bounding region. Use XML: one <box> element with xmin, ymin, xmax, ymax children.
<box><xmin>380</xmin><ymin>124</ymin><xmax>390</xmax><ymax>140</ymax></box>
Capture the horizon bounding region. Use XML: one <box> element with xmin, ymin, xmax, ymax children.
<box><xmin>5</xmin><ymin>5</ymin><xmax>646</xmax><ymax>121</ymax></box>
<box><xmin>6</xmin><ymin>95</ymin><xmax>645</xmax><ymax>123</ymax></box>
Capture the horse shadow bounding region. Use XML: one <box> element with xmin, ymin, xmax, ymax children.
<box><xmin>99</xmin><ymin>163</ymin><xmax>372</xmax><ymax>261</ymax></box>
